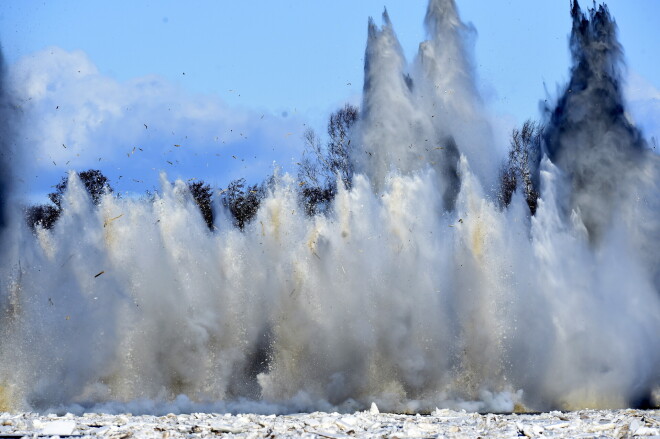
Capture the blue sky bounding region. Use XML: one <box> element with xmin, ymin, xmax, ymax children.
<box><xmin>0</xmin><ymin>0</ymin><xmax>658</xmax><ymax>201</ymax></box>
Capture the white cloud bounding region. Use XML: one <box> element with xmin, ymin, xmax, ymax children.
<box><xmin>8</xmin><ymin>47</ymin><xmax>307</xmax><ymax>196</ymax></box>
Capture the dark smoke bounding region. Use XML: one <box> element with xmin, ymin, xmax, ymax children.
<box><xmin>543</xmin><ymin>0</ymin><xmax>647</xmax><ymax>242</ymax></box>
<box><xmin>540</xmin><ymin>5</ymin><xmax>660</xmax><ymax>405</ymax></box>
<box><xmin>441</xmin><ymin>136</ymin><xmax>461</xmax><ymax>211</ymax></box>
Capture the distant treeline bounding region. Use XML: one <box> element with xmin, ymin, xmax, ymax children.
<box><xmin>25</xmin><ymin>102</ymin><xmax>542</xmax><ymax>232</ymax></box>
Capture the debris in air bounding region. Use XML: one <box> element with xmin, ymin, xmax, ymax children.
<box><xmin>103</xmin><ymin>214</ymin><xmax>124</xmax><ymax>228</ymax></box>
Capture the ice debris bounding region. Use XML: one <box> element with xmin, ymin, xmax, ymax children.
<box><xmin>0</xmin><ymin>408</ymin><xmax>656</xmax><ymax>438</ymax></box>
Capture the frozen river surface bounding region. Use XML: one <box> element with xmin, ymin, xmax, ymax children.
<box><xmin>0</xmin><ymin>407</ymin><xmax>658</xmax><ymax>438</ymax></box>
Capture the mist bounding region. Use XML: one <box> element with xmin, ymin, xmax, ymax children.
<box><xmin>0</xmin><ymin>0</ymin><xmax>658</xmax><ymax>415</ymax></box>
